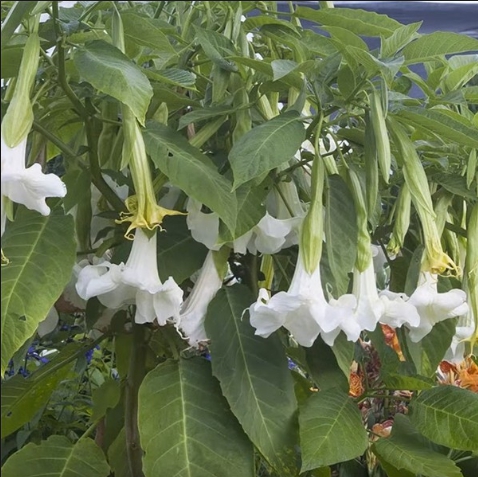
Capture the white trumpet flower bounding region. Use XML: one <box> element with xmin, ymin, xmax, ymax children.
<box><xmin>407</xmin><ymin>272</ymin><xmax>469</xmax><ymax>342</ymax></box>
<box><xmin>1</xmin><ymin>136</ymin><xmax>66</xmax><ymax>235</ymax></box>
<box><xmin>250</xmin><ymin>252</ymin><xmax>343</xmax><ymax>347</ymax></box>
<box><xmin>177</xmin><ymin>251</ymin><xmax>225</xmax><ymax>346</ymax></box>
<box><xmin>76</xmin><ymin>228</ymin><xmax>183</xmax><ymax>325</ymax></box>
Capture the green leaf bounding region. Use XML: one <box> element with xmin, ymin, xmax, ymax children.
<box><xmin>1</xmin><ymin>1</ymin><xmax>37</xmax><ymax>48</ymax></box>
<box><xmin>1</xmin><ymin>46</ymin><xmax>23</xmax><ymax>78</ymax></box>
<box><xmin>395</xmin><ymin>108</ymin><xmax>478</xmax><ymax>148</ymax></box>
<box><xmin>218</xmin><ymin>182</ymin><xmax>269</xmax><ymax>242</ymax></box>
<box><xmin>380</xmin><ymin>22</ymin><xmax>422</xmax><ymax>59</ymax></box>
<box><xmin>271</xmin><ymin>59</ymin><xmax>299</xmax><ymax>81</ymax></box>
<box><xmin>178</xmin><ymin>105</ymin><xmax>237</xmax><ymax>130</ymax></box>
<box><xmin>143</xmin><ymin>121</ymin><xmax>237</xmax><ymax>234</ymax></box>
<box><xmin>372</xmin><ymin>414</ymin><xmax>462</xmax><ymax>477</ymax></box>
<box><xmin>443</xmin><ymin>62</ymin><xmax>478</xmax><ymax>92</ymax></box>
<box><xmin>1</xmin><ymin>436</ymin><xmax>110</xmax><ymax>477</ymax></box>
<box><xmin>138</xmin><ymin>358</ymin><xmax>254</xmax><ymax>477</ymax></box>
<box><xmin>205</xmin><ymin>286</ymin><xmax>299</xmax><ymax>475</ymax></box>
<box><xmin>243</xmin><ymin>15</ymin><xmax>299</xmax><ymax>34</ymax></box>
<box><xmin>403</xmin><ymin>32</ymin><xmax>478</xmax><ymax>64</ymax></box>
<box><xmin>323</xmin><ymin>26</ymin><xmax>368</xmax><ymax>51</ymax></box>
<box><xmin>119</xmin><ymin>12</ymin><xmax>176</xmax><ymax>55</ymax></box>
<box><xmin>1</xmin><ymin>207</ymin><xmax>76</xmax><ymax>375</ymax></box>
<box><xmin>1</xmin><ymin>342</ymin><xmax>93</xmax><ymax>438</ymax></box>
<box><xmin>194</xmin><ymin>26</ymin><xmax>238</xmax><ymax>72</ymax></box>
<box><xmin>295</xmin><ymin>6</ymin><xmax>402</xmax><ymax>38</ymax></box>
<box><xmin>406</xmin><ymin>319</ymin><xmax>456</xmax><ymax>377</ymax></box>
<box><xmin>145</xmin><ymin>68</ymin><xmax>197</xmax><ymax>89</ymax></box>
<box><xmin>157</xmin><ymin>216</ymin><xmax>208</xmax><ymax>284</ymax></box>
<box><xmin>73</xmin><ymin>40</ymin><xmax>153</xmax><ymax>124</ymax></box>
<box><xmin>432</xmin><ymin>173</ymin><xmax>477</xmax><ymax>200</ymax></box>
<box><xmin>229</xmin><ymin>111</ymin><xmax>305</xmax><ymax>190</ymax></box>
<box><xmin>409</xmin><ymin>385</ymin><xmax>478</xmax><ymax>451</ymax></box>
<box><xmin>91</xmin><ymin>379</ymin><xmax>120</xmax><ymax>421</ymax></box>
<box><xmin>324</xmin><ymin>175</ymin><xmax>357</xmax><ymax>297</ymax></box>
<box><xmin>305</xmin><ymin>335</ymin><xmax>351</xmax><ymax>393</ymax></box>
<box><xmin>299</xmin><ymin>388</ymin><xmax>368</xmax><ymax>471</ymax></box>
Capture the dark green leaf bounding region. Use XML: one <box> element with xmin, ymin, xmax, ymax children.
<box><xmin>409</xmin><ymin>385</ymin><xmax>478</xmax><ymax>451</ymax></box>
<box><xmin>73</xmin><ymin>40</ymin><xmax>153</xmax><ymax>124</ymax></box>
<box><xmin>432</xmin><ymin>173</ymin><xmax>477</xmax><ymax>200</ymax></box>
<box><xmin>143</xmin><ymin>121</ymin><xmax>237</xmax><ymax>234</ymax></box>
<box><xmin>158</xmin><ymin>215</ymin><xmax>208</xmax><ymax>284</ymax></box>
<box><xmin>299</xmin><ymin>389</ymin><xmax>368</xmax><ymax>470</ymax></box>
<box><xmin>372</xmin><ymin>414</ymin><xmax>462</xmax><ymax>477</ymax></box>
<box><xmin>229</xmin><ymin>111</ymin><xmax>305</xmax><ymax>190</ymax></box>
<box><xmin>1</xmin><ymin>2</ymin><xmax>37</xmax><ymax>48</ymax></box>
<box><xmin>194</xmin><ymin>26</ymin><xmax>238</xmax><ymax>72</ymax></box>
<box><xmin>1</xmin><ymin>436</ymin><xmax>110</xmax><ymax>477</ymax></box>
<box><xmin>178</xmin><ymin>105</ymin><xmax>237</xmax><ymax>130</ymax></box>
<box><xmin>138</xmin><ymin>358</ymin><xmax>254</xmax><ymax>477</ymax></box>
<box><xmin>1</xmin><ymin>207</ymin><xmax>76</xmax><ymax>375</ymax></box>
<box><xmin>324</xmin><ymin>175</ymin><xmax>357</xmax><ymax>297</ymax></box>
<box><xmin>205</xmin><ymin>286</ymin><xmax>299</xmax><ymax>475</ymax></box>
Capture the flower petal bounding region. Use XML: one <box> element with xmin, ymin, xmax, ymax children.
<box><xmin>153</xmin><ymin>277</ymin><xmax>184</xmax><ymax>325</ymax></box>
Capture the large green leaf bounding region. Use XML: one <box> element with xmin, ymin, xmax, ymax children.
<box><xmin>143</xmin><ymin>121</ymin><xmax>237</xmax><ymax>234</ymax></box>
<box><xmin>324</xmin><ymin>175</ymin><xmax>357</xmax><ymax>297</ymax></box>
<box><xmin>178</xmin><ymin>105</ymin><xmax>237</xmax><ymax>129</ymax></box>
<box><xmin>73</xmin><ymin>40</ymin><xmax>153</xmax><ymax>124</ymax></box>
<box><xmin>380</xmin><ymin>22</ymin><xmax>422</xmax><ymax>59</ymax></box>
<box><xmin>1</xmin><ymin>206</ymin><xmax>76</xmax><ymax>375</ymax></box>
<box><xmin>229</xmin><ymin>111</ymin><xmax>305</xmax><ymax>190</ymax></box>
<box><xmin>1</xmin><ymin>342</ymin><xmax>87</xmax><ymax>438</ymax></box>
<box><xmin>194</xmin><ymin>26</ymin><xmax>238</xmax><ymax>72</ymax></box>
<box><xmin>157</xmin><ymin>216</ymin><xmax>208</xmax><ymax>284</ymax></box>
<box><xmin>119</xmin><ymin>12</ymin><xmax>176</xmax><ymax>55</ymax></box>
<box><xmin>403</xmin><ymin>32</ymin><xmax>478</xmax><ymax>63</ymax></box>
<box><xmin>409</xmin><ymin>385</ymin><xmax>478</xmax><ymax>451</ymax></box>
<box><xmin>1</xmin><ymin>436</ymin><xmax>110</xmax><ymax>477</ymax></box>
<box><xmin>138</xmin><ymin>358</ymin><xmax>254</xmax><ymax>477</ymax></box>
<box><xmin>295</xmin><ymin>6</ymin><xmax>402</xmax><ymax>38</ymax></box>
<box><xmin>432</xmin><ymin>173</ymin><xmax>477</xmax><ymax>201</ymax></box>
<box><xmin>299</xmin><ymin>388</ymin><xmax>368</xmax><ymax>471</ymax></box>
<box><xmin>372</xmin><ymin>414</ymin><xmax>462</xmax><ymax>477</ymax></box>
<box><xmin>205</xmin><ymin>286</ymin><xmax>299</xmax><ymax>475</ymax></box>
<box><xmin>395</xmin><ymin>108</ymin><xmax>478</xmax><ymax>148</ymax></box>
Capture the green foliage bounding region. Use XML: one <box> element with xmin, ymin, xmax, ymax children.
<box><xmin>205</xmin><ymin>286</ymin><xmax>299</xmax><ymax>475</ymax></box>
<box><xmin>1</xmin><ymin>207</ymin><xmax>76</xmax><ymax>375</ymax></box>
<box><xmin>1</xmin><ymin>436</ymin><xmax>110</xmax><ymax>477</ymax></box>
<box><xmin>1</xmin><ymin>2</ymin><xmax>477</xmax><ymax>475</ymax></box>
<box><xmin>299</xmin><ymin>388</ymin><xmax>369</xmax><ymax>470</ymax></box>
<box><xmin>138</xmin><ymin>358</ymin><xmax>254</xmax><ymax>477</ymax></box>
<box><xmin>409</xmin><ymin>386</ymin><xmax>478</xmax><ymax>451</ymax></box>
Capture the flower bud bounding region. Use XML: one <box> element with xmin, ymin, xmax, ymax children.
<box><xmin>370</xmin><ymin>89</ymin><xmax>391</xmax><ymax>184</ymax></box>
<box><xmin>387</xmin><ymin>184</ymin><xmax>411</xmax><ymax>257</ymax></box>
<box><xmin>348</xmin><ymin>168</ymin><xmax>372</xmax><ymax>272</ymax></box>
<box><xmin>2</xmin><ymin>31</ymin><xmax>40</xmax><ymax>147</ymax></box>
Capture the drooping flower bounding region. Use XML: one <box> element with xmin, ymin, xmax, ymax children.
<box><xmin>250</xmin><ymin>251</ymin><xmax>343</xmax><ymax>347</ymax></box>
<box><xmin>177</xmin><ymin>251</ymin><xmax>226</xmax><ymax>346</ymax></box>
<box><xmin>405</xmin><ymin>272</ymin><xmax>468</xmax><ymax>342</ymax></box>
<box><xmin>1</xmin><ymin>136</ymin><xmax>67</xmax><ymax>236</ymax></box>
<box><xmin>76</xmin><ymin>228</ymin><xmax>183</xmax><ymax>325</ymax></box>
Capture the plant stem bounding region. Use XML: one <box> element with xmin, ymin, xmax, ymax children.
<box><xmin>124</xmin><ymin>323</ymin><xmax>147</xmax><ymax>477</ymax></box>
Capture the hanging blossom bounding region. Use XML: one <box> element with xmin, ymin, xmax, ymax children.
<box><xmin>379</xmin><ymin>272</ymin><xmax>468</xmax><ymax>342</ymax></box>
<box><xmin>250</xmin><ymin>250</ymin><xmax>353</xmax><ymax>347</ymax></box>
<box><xmin>177</xmin><ymin>251</ymin><xmax>226</xmax><ymax>347</ymax></box>
<box><xmin>249</xmin><ymin>157</ymin><xmax>358</xmax><ymax>347</ymax></box>
<box><xmin>1</xmin><ymin>25</ymin><xmax>66</xmax><ymax>238</ymax></box>
<box><xmin>186</xmin><ymin>177</ymin><xmax>304</xmax><ymax>254</ymax></box>
<box><xmin>76</xmin><ymin>228</ymin><xmax>183</xmax><ymax>325</ymax></box>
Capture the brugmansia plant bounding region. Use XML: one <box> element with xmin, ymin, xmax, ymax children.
<box><xmin>1</xmin><ymin>1</ymin><xmax>478</xmax><ymax>476</ymax></box>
